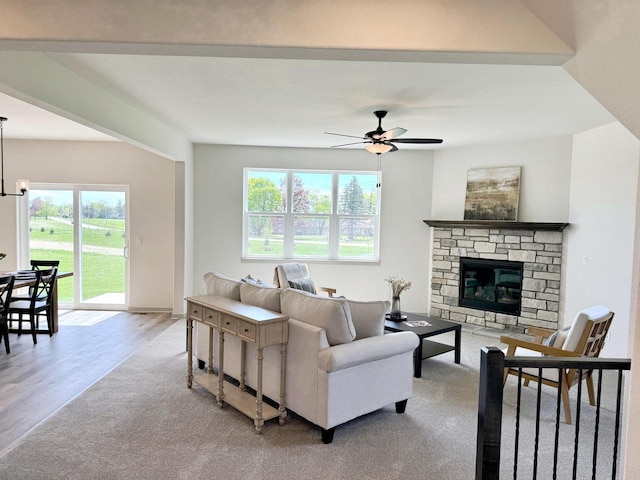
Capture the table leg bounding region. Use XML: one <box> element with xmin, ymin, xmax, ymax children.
<box><xmin>52</xmin><ymin>280</ymin><xmax>59</xmax><ymax>334</ymax></box>
<box><xmin>454</xmin><ymin>327</ymin><xmax>461</xmax><ymax>364</ymax></box>
<box><xmin>217</xmin><ymin>330</ymin><xmax>225</xmax><ymax>408</ymax></box>
<box><xmin>278</xmin><ymin>342</ymin><xmax>287</xmax><ymax>425</ymax></box>
<box><xmin>415</xmin><ymin>338</ymin><xmax>423</xmax><ymax>378</ymax></box>
<box><xmin>208</xmin><ymin>327</ymin><xmax>214</xmax><ymax>374</ymax></box>
<box><xmin>240</xmin><ymin>341</ymin><xmax>247</xmax><ymax>392</ymax></box>
<box><xmin>187</xmin><ymin>318</ymin><xmax>193</xmax><ymax>388</ymax></box>
<box><xmin>255</xmin><ymin>346</ymin><xmax>264</xmax><ymax>434</ymax></box>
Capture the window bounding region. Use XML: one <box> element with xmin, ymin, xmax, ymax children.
<box><xmin>243</xmin><ymin>168</ymin><xmax>380</xmax><ymax>261</ymax></box>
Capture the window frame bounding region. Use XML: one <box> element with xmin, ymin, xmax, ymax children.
<box><xmin>243</xmin><ymin>168</ymin><xmax>381</xmax><ymax>262</ymax></box>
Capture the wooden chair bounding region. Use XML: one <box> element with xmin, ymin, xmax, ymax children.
<box><xmin>0</xmin><ymin>275</ymin><xmax>15</xmax><ymax>354</ymax></box>
<box><xmin>500</xmin><ymin>305</ymin><xmax>614</xmax><ymax>424</ymax></box>
<box><xmin>11</xmin><ymin>259</ymin><xmax>60</xmax><ymax>302</ymax></box>
<box><xmin>273</xmin><ymin>263</ymin><xmax>336</xmax><ymax>297</ymax></box>
<box><xmin>8</xmin><ymin>267</ymin><xmax>58</xmax><ymax>343</ymax></box>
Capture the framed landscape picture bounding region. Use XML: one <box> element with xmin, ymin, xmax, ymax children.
<box><xmin>464</xmin><ymin>166</ymin><xmax>521</xmax><ymax>221</ymax></box>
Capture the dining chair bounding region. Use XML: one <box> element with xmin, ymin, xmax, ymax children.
<box><xmin>8</xmin><ymin>267</ymin><xmax>58</xmax><ymax>344</ymax></box>
<box><xmin>0</xmin><ymin>275</ymin><xmax>15</xmax><ymax>354</ymax></box>
<box><xmin>11</xmin><ymin>260</ymin><xmax>61</xmax><ymax>302</ymax></box>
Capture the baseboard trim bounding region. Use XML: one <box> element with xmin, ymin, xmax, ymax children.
<box><xmin>127</xmin><ymin>307</ymin><xmax>173</xmax><ymax>314</ymax></box>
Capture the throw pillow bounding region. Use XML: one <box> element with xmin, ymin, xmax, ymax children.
<box><xmin>241</xmin><ymin>274</ymin><xmax>267</xmax><ymax>286</ymax></box>
<box><xmin>287</xmin><ymin>278</ymin><xmax>317</xmax><ymax>295</ymax></box>
<box><xmin>239</xmin><ymin>282</ymin><xmax>282</xmax><ymax>312</ymax></box>
<box><xmin>203</xmin><ymin>272</ymin><xmax>242</xmax><ymax>300</ymax></box>
<box><xmin>347</xmin><ymin>299</ymin><xmax>390</xmax><ymax>340</ymax></box>
<box><xmin>543</xmin><ymin>326</ymin><xmax>570</xmax><ymax>348</ymax></box>
<box><xmin>280</xmin><ymin>288</ymin><xmax>356</xmax><ymax>346</ymax></box>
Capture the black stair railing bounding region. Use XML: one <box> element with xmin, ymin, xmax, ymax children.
<box><xmin>476</xmin><ymin>346</ymin><xmax>631</xmax><ymax>480</ymax></box>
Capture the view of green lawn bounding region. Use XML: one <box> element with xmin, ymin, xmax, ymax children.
<box><xmin>29</xmin><ymin>217</ymin><xmax>125</xmax><ymax>303</ymax></box>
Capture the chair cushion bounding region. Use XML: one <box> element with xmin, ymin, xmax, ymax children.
<box><xmin>239</xmin><ymin>282</ymin><xmax>282</xmax><ymax>312</ymax></box>
<box><xmin>203</xmin><ymin>272</ymin><xmax>241</xmax><ymax>300</ymax></box>
<box><xmin>563</xmin><ymin>305</ymin><xmax>611</xmax><ymax>352</ymax></box>
<box><xmin>280</xmin><ymin>288</ymin><xmax>356</xmax><ymax>346</ymax></box>
<box><xmin>288</xmin><ymin>278</ymin><xmax>317</xmax><ymax>295</ymax></box>
<box><xmin>503</xmin><ymin>347</ymin><xmax>560</xmax><ymax>382</ymax></box>
<box><xmin>347</xmin><ymin>299</ymin><xmax>390</xmax><ymax>339</ymax></box>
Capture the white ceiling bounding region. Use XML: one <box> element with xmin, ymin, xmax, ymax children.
<box><xmin>0</xmin><ymin>53</ymin><xmax>617</xmax><ymax>154</ymax></box>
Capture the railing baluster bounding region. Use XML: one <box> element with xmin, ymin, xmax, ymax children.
<box><xmin>553</xmin><ymin>368</ymin><xmax>562</xmax><ymax>480</ymax></box>
<box><xmin>513</xmin><ymin>368</ymin><xmax>522</xmax><ymax>480</ymax></box>
<box><xmin>592</xmin><ymin>368</ymin><xmax>603</xmax><ymax>480</ymax></box>
<box><xmin>612</xmin><ymin>369</ymin><xmax>624</xmax><ymax>480</ymax></box>
<box><xmin>573</xmin><ymin>368</ymin><xmax>583</xmax><ymax>480</ymax></box>
<box><xmin>533</xmin><ymin>367</ymin><xmax>542</xmax><ymax>480</ymax></box>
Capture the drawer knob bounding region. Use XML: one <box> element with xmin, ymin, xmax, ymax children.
<box><xmin>226</xmin><ymin>321</ymin><xmax>231</xmax><ymax>326</ymax></box>
<box><xmin>244</xmin><ymin>328</ymin><xmax>249</xmax><ymax>333</ymax></box>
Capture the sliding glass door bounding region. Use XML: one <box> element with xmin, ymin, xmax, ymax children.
<box><xmin>23</xmin><ymin>184</ymin><xmax>129</xmax><ymax>310</ymax></box>
<box><xmin>79</xmin><ymin>189</ymin><xmax>127</xmax><ymax>307</ymax></box>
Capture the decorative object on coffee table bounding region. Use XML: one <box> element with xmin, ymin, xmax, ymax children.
<box><xmin>384</xmin><ymin>275</ymin><xmax>411</xmax><ymax>321</ymax></box>
<box><xmin>464</xmin><ymin>166</ymin><xmax>521</xmax><ymax>221</ymax></box>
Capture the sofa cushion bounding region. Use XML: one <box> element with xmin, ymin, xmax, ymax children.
<box><xmin>240</xmin><ymin>282</ymin><xmax>282</xmax><ymax>312</ymax></box>
<box><xmin>288</xmin><ymin>278</ymin><xmax>317</xmax><ymax>295</ymax></box>
<box><xmin>280</xmin><ymin>288</ymin><xmax>356</xmax><ymax>346</ymax></box>
<box><xmin>347</xmin><ymin>299</ymin><xmax>390</xmax><ymax>340</ymax></box>
<box><xmin>203</xmin><ymin>272</ymin><xmax>241</xmax><ymax>300</ymax></box>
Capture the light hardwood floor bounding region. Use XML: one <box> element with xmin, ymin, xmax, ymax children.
<box><xmin>0</xmin><ymin>310</ymin><xmax>177</xmax><ymax>455</ymax></box>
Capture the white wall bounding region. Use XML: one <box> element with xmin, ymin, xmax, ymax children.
<box><xmin>0</xmin><ymin>140</ymin><xmax>177</xmax><ymax>311</ymax></box>
<box><xmin>192</xmin><ymin>144</ymin><xmax>434</xmax><ymax>313</ymax></box>
<box><xmin>564</xmin><ymin>122</ymin><xmax>640</xmax><ymax>357</ymax></box>
<box><xmin>430</xmin><ymin>137</ymin><xmax>573</xmax><ymax>221</ymax></box>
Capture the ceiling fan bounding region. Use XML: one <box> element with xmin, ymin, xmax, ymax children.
<box><xmin>326</xmin><ymin>110</ymin><xmax>443</xmax><ymax>155</ymax></box>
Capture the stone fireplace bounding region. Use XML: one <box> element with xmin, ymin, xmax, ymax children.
<box><xmin>426</xmin><ymin>221</ymin><xmax>567</xmax><ymax>333</ymax></box>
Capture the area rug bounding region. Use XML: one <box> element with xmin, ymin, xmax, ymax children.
<box><xmin>0</xmin><ymin>322</ymin><xmax>622</xmax><ymax>480</ymax></box>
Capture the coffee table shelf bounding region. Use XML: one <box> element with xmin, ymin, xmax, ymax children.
<box><xmin>385</xmin><ymin>313</ymin><xmax>461</xmax><ymax>378</ymax></box>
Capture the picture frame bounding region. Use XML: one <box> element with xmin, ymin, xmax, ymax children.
<box><xmin>464</xmin><ymin>166</ymin><xmax>521</xmax><ymax>221</ymax></box>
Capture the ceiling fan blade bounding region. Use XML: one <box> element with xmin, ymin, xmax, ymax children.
<box><xmin>325</xmin><ymin>132</ymin><xmax>365</xmax><ymax>140</ymax></box>
<box><xmin>390</xmin><ymin>138</ymin><xmax>443</xmax><ymax>144</ymax></box>
<box><xmin>381</xmin><ymin>127</ymin><xmax>406</xmax><ymax>140</ymax></box>
<box><xmin>389</xmin><ymin>143</ymin><xmax>398</xmax><ymax>152</ymax></box>
<box><xmin>330</xmin><ymin>140</ymin><xmax>370</xmax><ymax>148</ymax></box>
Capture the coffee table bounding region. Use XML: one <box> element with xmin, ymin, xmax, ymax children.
<box><xmin>384</xmin><ymin>312</ymin><xmax>461</xmax><ymax>378</ymax></box>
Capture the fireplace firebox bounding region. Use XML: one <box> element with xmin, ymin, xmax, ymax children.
<box><xmin>459</xmin><ymin>257</ymin><xmax>523</xmax><ymax>315</ymax></box>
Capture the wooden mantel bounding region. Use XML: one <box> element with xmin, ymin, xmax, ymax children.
<box><xmin>423</xmin><ymin>220</ymin><xmax>569</xmax><ymax>231</ymax></box>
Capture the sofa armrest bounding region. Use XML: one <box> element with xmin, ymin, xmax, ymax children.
<box><xmin>318</xmin><ymin>331</ymin><xmax>419</xmax><ymax>373</ymax></box>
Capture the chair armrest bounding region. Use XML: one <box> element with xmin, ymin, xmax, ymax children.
<box><xmin>317</xmin><ymin>286</ymin><xmax>337</xmax><ymax>297</ymax></box>
<box><xmin>526</xmin><ymin>326</ymin><xmax>556</xmax><ymax>344</ymax></box>
<box><xmin>318</xmin><ymin>331</ymin><xmax>419</xmax><ymax>373</ymax></box>
<box><xmin>500</xmin><ymin>335</ymin><xmax>582</xmax><ymax>357</ymax></box>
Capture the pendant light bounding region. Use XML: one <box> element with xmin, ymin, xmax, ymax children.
<box><xmin>0</xmin><ymin>116</ymin><xmax>29</xmax><ymax>197</ymax></box>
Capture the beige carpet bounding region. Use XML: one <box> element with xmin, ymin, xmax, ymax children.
<box><xmin>0</xmin><ymin>322</ymin><xmax>623</xmax><ymax>479</ymax></box>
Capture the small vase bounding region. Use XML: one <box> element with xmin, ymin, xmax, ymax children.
<box><xmin>390</xmin><ymin>295</ymin><xmax>402</xmax><ymax>319</ymax></box>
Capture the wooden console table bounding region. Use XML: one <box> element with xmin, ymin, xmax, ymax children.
<box><xmin>185</xmin><ymin>294</ymin><xmax>288</xmax><ymax>434</ymax></box>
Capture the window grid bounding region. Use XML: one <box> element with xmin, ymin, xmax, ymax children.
<box><xmin>243</xmin><ymin>168</ymin><xmax>380</xmax><ymax>261</ymax></box>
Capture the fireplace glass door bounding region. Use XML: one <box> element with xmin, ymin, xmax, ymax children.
<box><xmin>459</xmin><ymin>257</ymin><xmax>523</xmax><ymax>315</ymax></box>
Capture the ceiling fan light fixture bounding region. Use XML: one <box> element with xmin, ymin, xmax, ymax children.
<box><xmin>365</xmin><ymin>143</ymin><xmax>393</xmax><ymax>155</ymax></box>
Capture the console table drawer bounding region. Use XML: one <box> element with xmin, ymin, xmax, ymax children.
<box><xmin>238</xmin><ymin>320</ymin><xmax>256</xmax><ymax>342</ymax></box>
<box><xmin>202</xmin><ymin>308</ymin><xmax>219</xmax><ymax>328</ymax></box>
<box><xmin>221</xmin><ymin>315</ymin><xmax>238</xmax><ymax>334</ymax></box>
<box><xmin>189</xmin><ymin>303</ymin><xmax>204</xmax><ymax>321</ymax></box>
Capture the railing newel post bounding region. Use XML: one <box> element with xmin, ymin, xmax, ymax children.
<box><xmin>476</xmin><ymin>346</ymin><xmax>505</xmax><ymax>480</ymax></box>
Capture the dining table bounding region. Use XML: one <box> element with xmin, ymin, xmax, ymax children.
<box><xmin>1</xmin><ymin>270</ymin><xmax>73</xmax><ymax>334</ymax></box>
